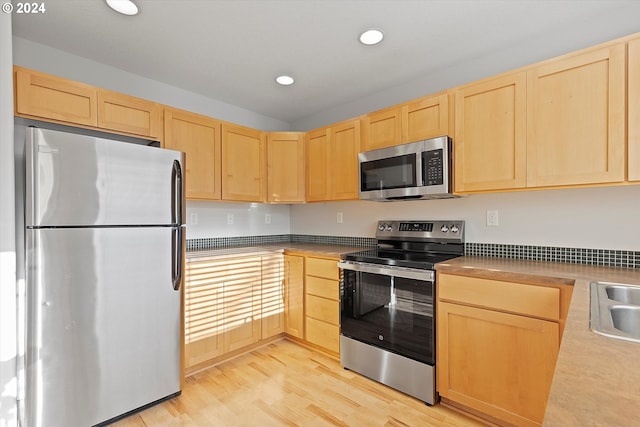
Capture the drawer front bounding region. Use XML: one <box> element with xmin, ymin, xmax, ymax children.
<box><xmin>306</xmin><ymin>294</ymin><xmax>339</xmax><ymax>325</ymax></box>
<box><xmin>306</xmin><ymin>276</ymin><xmax>339</xmax><ymax>300</ymax></box>
<box><xmin>438</xmin><ymin>274</ymin><xmax>560</xmax><ymax>321</ymax></box>
<box><xmin>306</xmin><ymin>257</ymin><xmax>339</xmax><ymax>280</ymax></box>
<box><xmin>306</xmin><ymin>317</ymin><xmax>340</xmax><ymax>353</ymax></box>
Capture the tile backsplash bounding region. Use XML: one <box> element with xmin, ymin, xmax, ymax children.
<box><xmin>187</xmin><ymin>235</ymin><xmax>639</xmax><ymax>269</ymax></box>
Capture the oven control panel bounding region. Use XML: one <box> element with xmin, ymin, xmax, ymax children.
<box><xmin>376</xmin><ymin>220</ymin><xmax>464</xmax><ymax>241</ymax></box>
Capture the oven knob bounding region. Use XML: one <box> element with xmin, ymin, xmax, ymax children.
<box><xmin>450</xmin><ymin>225</ymin><xmax>459</xmax><ymax>233</ymax></box>
<box><xmin>385</xmin><ymin>224</ymin><xmax>393</xmax><ymax>231</ymax></box>
<box><xmin>378</xmin><ymin>224</ymin><xmax>386</xmax><ymax>231</ymax></box>
<box><xmin>440</xmin><ymin>225</ymin><xmax>449</xmax><ymax>233</ymax></box>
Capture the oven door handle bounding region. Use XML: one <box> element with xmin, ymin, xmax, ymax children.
<box><xmin>338</xmin><ymin>261</ymin><xmax>434</xmax><ymax>282</ymax></box>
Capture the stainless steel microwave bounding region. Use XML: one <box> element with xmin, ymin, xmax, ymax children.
<box><xmin>358</xmin><ymin>136</ymin><xmax>454</xmax><ymax>201</ymax></box>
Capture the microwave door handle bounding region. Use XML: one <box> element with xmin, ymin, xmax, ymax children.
<box><xmin>416</xmin><ymin>151</ymin><xmax>424</xmax><ymax>186</ymax></box>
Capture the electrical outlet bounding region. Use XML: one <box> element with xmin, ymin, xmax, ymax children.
<box><xmin>486</xmin><ymin>210</ymin><xmax>499</xmax><ymax>227</ymax></box>
<box><xmin>227</xmin><ymin>213</ymin><xmax>234</xmax><ymax>225</ymax></box>
<box><xmin>337</xmin><ymin>212</ymin><xmax>344</xmax><ymax>224</ymax></box>
<box><xmin>265</xmin><ymin>213</ymin><xmax>271</xmax><ymax>224</ymax></box>
<box><xmin>189</xmin><ymin>213</ymin><xmax>198</xmax><ymax>225</ymax></box>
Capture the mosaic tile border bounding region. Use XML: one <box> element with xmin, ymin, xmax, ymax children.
<box><xmin>187</xmin><ymin>236</ymin><xmax>639</xmax><ymax>269</ymax></box>
<box><xmin>465</xmin><ymin>243</ymin><xmax>640</xmax><ymax>269</ymax></box>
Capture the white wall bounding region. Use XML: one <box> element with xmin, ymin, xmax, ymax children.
<box><xmin>185</xmin><ymin>202</ymin><xmax>290</xmax><ymax>239</ymax></box>
<box><xmin>291</xmin><ymin>185</ymin><xmax>640</xmax><ymax>251</ymax></box>
<box><xmin>1</xmin><ymin>12</ymin><xmax>17</xmax><ymax>427</ymax></box>
<box><xmin>12</xmin><ymin>37</ymin><xmax>289</xmax><ymax>132</ymax></box>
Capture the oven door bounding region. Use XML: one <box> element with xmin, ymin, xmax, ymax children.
<box><xmin>339</xmin><ymin>262</ymin><xmax>435</xmax><ymax>365</ymax></box>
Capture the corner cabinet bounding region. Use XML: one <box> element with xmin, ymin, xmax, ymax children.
<box><xmin>14</xmin><ymin>66</ymin><xmax>161</xmax><ymax>139</ymax></box>
<box><xmin>437</xmin><ymin>272</ymin><xmax>572</xmax><ymax>427</ymax></box>
<box><xmin>221</xmin><ymin>123</ymin><xmax>266</xmax><ymax>202</ymax></box>
<box><xmin>306</xmin><ymin>119</ymin><xmax>361</xmax><ymax>202</ymax></box>
<box><xmin>163</xmin><ymin>107</ymin><xmax>222</xmax><ymax>200</ymax></box>
<box><xmin>526</xmin><ymin>44</ymin><xmax>626</xmax><ymax>187</ymax></box>
<box><xmin>629</xmin><ymin>37</ymin><xmax>640</xmax><ymax>182</ymax></box>
<box><xmin>266</xmin><ymin>132</ymin><xmax>305</xmax><ymax>203</ymax></box>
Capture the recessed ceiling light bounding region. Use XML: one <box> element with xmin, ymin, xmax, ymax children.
<box><xmin>275</xmin><ymin>75</ymin><xmax>295</xmax><ymax>86</ymax></box>
<box><xmin>359</xmin><ymin>29</ymin><xmax>384</xmax><ymax>46</ymax></box>
<box><xmin>106</xmin><ymin>0</ymin><xmax>139</xmax><ymax>16</ymax></box>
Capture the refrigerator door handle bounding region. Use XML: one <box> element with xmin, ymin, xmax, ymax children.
<box><xmin>172</xmin><ymin>226</ymin><xmax>183</xmax><ymax>291</ymax></box>
<box><xmin>171</xmin><ymin>159</ymin><xmax>183</xmax><ymax>225</ymax></box>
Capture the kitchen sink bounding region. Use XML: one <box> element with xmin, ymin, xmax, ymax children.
<box><xmin>590</xmin><ymin>281</ymin><xmax>640</xmax><ymax>344</ymax></box>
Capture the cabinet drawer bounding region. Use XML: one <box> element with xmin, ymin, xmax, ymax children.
<box><xmin>306</xmin><ymin>257</ymin><xmax>338</xmax><ymax>280</ymax></box>
<box><xmin>438</xmin><ymin>274</ymin><xmax>560</xmax><ymax>321</ymax></box>
<box><xmin>306</xmin><ymin>294</ymin><xmax>339</xmax><ymax>325</ymax></box>
<box><xmin>306</xmin><ymin>317</ymin><xmax>339</xmax><ymax>353</ymax></box>
<box><xmin>306</xmin><ymin>276</ymin><xmax>339</xmax><ymax>300</ymax></box>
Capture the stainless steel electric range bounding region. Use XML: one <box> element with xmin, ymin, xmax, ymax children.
<box><xmin>338</xmin><ymin>220</ymin><xmax>465</xmax><ymax>405</ymax></box>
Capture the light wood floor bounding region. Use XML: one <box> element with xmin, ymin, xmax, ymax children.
<box><xmin>112</xmin><ymin>339</ymin><xmax>481</xmax><ymax>426</ymax></box>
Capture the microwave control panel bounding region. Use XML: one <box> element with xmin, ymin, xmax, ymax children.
<box><xmin>422</xmin><ymin>149</ymin><xmax>444</xmax><ymax>186</ymax></box>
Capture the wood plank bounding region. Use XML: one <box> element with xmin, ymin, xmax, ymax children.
<box><xmin>111</xmin><ymin>340</ymin><xmax>480</xmax><ymax>427</ymax></box>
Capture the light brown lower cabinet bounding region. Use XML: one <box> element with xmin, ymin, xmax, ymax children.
<box><xmin>304</xmin><ymin>256</ymin><xmax>340</xmax><ymax>354</ymax></box>
<box><xmin>437</xmin><ymin>272</ymin><xmax>570</xmax><ymax>427</ymax></box>
<box><xmin>184</xmin><ymin>253</ymin><xmax>284</xmax><ymax>374</ymax></box>
<box><xmin>284</xmin><ymin>254</ymin><xmax>305</xmax><ymax>338</ymax></box>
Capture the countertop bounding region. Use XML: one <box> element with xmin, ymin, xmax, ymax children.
<box><xmin>436</xmin><ymin>257</ymin><xmax>640</xmax><ymax>427</ymax></box>
<box><xmin>186</xmin><ymin>243</ymin><xmax>366</xmax><ymax>262</ymax></box>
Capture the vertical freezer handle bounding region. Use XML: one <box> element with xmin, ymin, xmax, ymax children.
<box><xmin>171</xmin><ymin>160</ymin><xmax>183</xmax><ymax>225</ymax></box>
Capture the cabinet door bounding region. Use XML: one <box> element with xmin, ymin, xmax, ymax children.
<box><xmin>164</xmin><ymin>108</ymin><xmax>222</xmax><ymax>200</ymax></box>
<box><xmin>402</xmin><ymin>92</ymin><xmax>449</xmax><ymax>143</ymax></box>
<box><xmin>305</xmin><ymin>127</ymin><xmax>330</xmax><ymax>202</ymax></box>
<box><xmin>629</xmin><ymin>38</ymin><xmax>640</xmax><ymax>182</ymax></box>
<box><xmin>221</xmin><ymin>123</ymin><xmax>265</xmax><ymax>202</ymax></box>
<box><xmin>267</xmin><ymin>132</ymin><xmax>305</xmax><ymax>203</ymax></box>
<box><xmin>14</xmin><ymin>66</ymin><xmax>98</xmax><ymax>127</ymax></box>
<box><xmin>453</xmin><ymin>72</ymin><xmax>527</xmax><ymax>192</ymax></box>
<box><xmin>223</xmin><ymin>256</ymin><xmax>262</xmax><ymax>352</ymax></box>
<box><xmin>330</xmin><ymin>119</ymin><xmax>361</xmax><ymax>200</ymax></box>
<box><xmin>438</xmin><ymin>301</ymin><xmax>559</xmax><ymax>427</ymax></box>
<box><xmin>97</xmin><ymin>89</ymin><xmax>161</xmax><ymax>139</ymax></box>
<box><xmin>284</xmin><ymin>255</ymin><xmax>304</xmax><ymax>339</ymax></box>
<box><xmin>362</xmin><ymin>106</ymin><xmax>402</xmax><ymax>151</ymax></box>
<box><xmin>527</xmin><ymin>44</ymin><xmax>625</xmax><ymax>187</ymax></box>
<box><xmin>261</xmin><ymin>253</ymin><xmax>285</xmax><ymax>339</ymax></box>
<box><xmin>184</xmin><ymin>260</ymin><xmax>226</xmax><ymax>370</ymax></box>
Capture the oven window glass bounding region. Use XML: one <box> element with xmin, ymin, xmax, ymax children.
<box><xmin>341</xmin><ymin>271</ymin><xmax>435</xmax><ymax>364</ymax></box>
<box><xmin>360</xmin><ymin>154</ymin><xmax>416</xmax><ymax>192</ymax></box>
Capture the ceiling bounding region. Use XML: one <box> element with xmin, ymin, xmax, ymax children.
<box><xmin>11</xmin><ymin>0</ymin><xmax>640</xmax><ymax>124</ymax></box>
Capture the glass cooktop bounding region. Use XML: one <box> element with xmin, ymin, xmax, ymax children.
<box><xmin>342</xmin><ymin>248</ymin><xmax>460</xmax><ymax>270</ymax></box>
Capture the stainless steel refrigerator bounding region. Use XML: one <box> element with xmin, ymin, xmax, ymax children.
<box><xmin>17</xmin><ymin>125</ymin><xmax>185</xmax><ymax>427</ymax></box>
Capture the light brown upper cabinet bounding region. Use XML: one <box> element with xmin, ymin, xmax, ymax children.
<box><xmin>362</xmin><ymin>92</ymin><xmax>449</xmax><ymax>152</ymax></box>
<box><xmin>15</xmin><ymin>66</ymin><xmax>161</xmax><ymax>140</ymax></box>
<box><xmin>453</xmin><ymin>72</ymin><xmax>527</xmax><ymax>193</ymax></box>
<box><xmin>362</xmin><ymin>106</ymin><xmax>402</xmax><ymax>151</ymax></box>
<box><xmin>97</xmin><ymin>89</ymin><xmax>161</xmax><ymax>139</ymax></box>
<box><xmin>266</xmin><ymin>132</ymin><xmax>305</xmax><ymax>203</ymax></box>
<box><xmin>306</xmin><ymin>127</ymin><xmax>331</xmax><ymax>202</ymax></box>
<box><xmin>527</xmin><ymin>44</ymin><xmax>626</xmax><ymax>187</ymax></box>
<box><xmin>14</xmin><ymin>66</ymin><xmax>98</xmax><ymax>127</ymax></box>
<box><xmin>330</xmin><ymin>119</ymin><xmax>361</xmax><ymax>200</ymax></box>
<box><xmin>629</xmin><ymin>37</ymin><xmax>640</xmax><ymax>182</ymax></box>
<box><xmin>221</xmin><ymin>122</ymin><xmax>266</xmax><ymax>202</ymax></box>
<box><xmin>402</xmin><ymin>92</ymin><xmax>449</xmax><ymax>143</ymax></box>
<box><xmin>163</xmin><ymin>108</ymin><xmax>222</xmax><ymax>200</ymax></box>
<box><xmin>305</xmin><ymin>119</ymin><xmax>360</xmax><ymax>202</ymax></box>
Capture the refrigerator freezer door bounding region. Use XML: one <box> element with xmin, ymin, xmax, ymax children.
<box><xmin>24</xmin><ymin>227</ymin><xmax>182</xmax><ymax>427</ymax></box>
<box><xmin>25</xmin><ymin>127</ymin><xmax>184</xmax><ymax>227</ymax></box>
